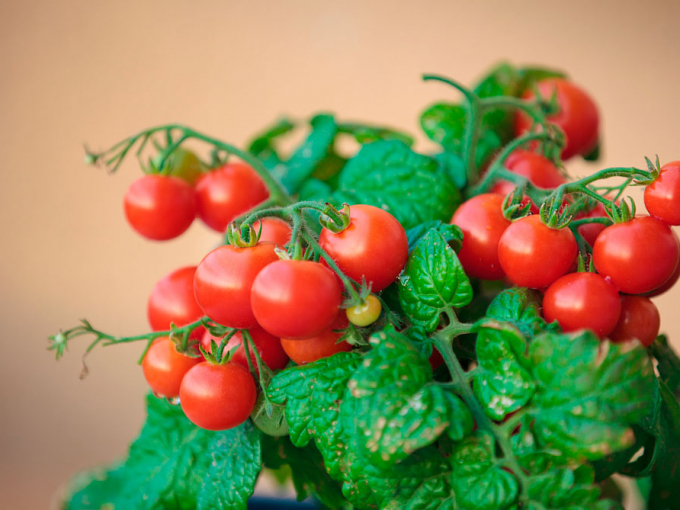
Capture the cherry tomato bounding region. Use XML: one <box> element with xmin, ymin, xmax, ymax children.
<box><xmin>281</xmin><ymin>315</ymin><xmax>351</xmax><ymax>365</ymax></box>
<box><xmin>498</xmin><ymin>215</ymin><xmax>577</xmax><ymax>288</ymax></box>
<box><xmin>123</xmin><ymin>175</ymin><xmax>196</xmax><ymax>241</ymax></box>
<box><xmin>194</xmin><ymin>243</ymin><xmax>279</xmax><ymax>328</ymax></box>
<box><xmin>195</xmin><ymin>162</ymin><xmax>269</xmax><ymax>232</ymax></box>
<box><xmin>141</xmin><ymin>337</ymin><xmax>200</xmax><ymax>398</ymax></box>
<box><xmin>318</xmin><ymin>204</ymin><xmax>408</xmax><ymax>292</ymax></box>
<box><xmin>646</xmin><ymin>244</ymin><xmax>680</xmax><ymax>297</ymax></box>
<box><xmin>201</xmin><ymin>326</ymin><xmax>288</xmax><ymax>374</ymax></box>
<box><xmin>147</xmin><ymin>266</ymin><xmax>204</xmax><ymax>340</ymax></box>
<box><xmin>610</xmin><ymin>295</ymin><xmax>660</xmax><ymax>347</ymax></box>
<box><xmin>593</xmin><ymin>216</ymin><xmax>680</xmax><ymax>294</ymax></box>
<box><xmin>346</xmin><ymin>295</ymin><xmax>382</xmax><ymax>327</ymax></box>
<box><xmin>254</xmin><ymin>217</ymin><xmax>292</xmax><ymax>246</ymax></box>
<box><xmin>153</xmin><ymin>147</ymin><xmax>204</xmax><ymax>185</ymax></box>
<box><xmin>428</xmin><ymin>348</ymin><xmax>444</xmax><ymax>371</ymax></box>
<box><xmin>576</xmin><ymin>203</ymin><xmax>609</xmax><ymax>246</ymax></box>
<box><xmin>251</xmin><ymin>260</ymin><xmax>342</xmax><ymax>339</ymax></box>
<box><xmin>515</xmin><ymin>78</ymin><xmax>599</xmax><ymax>160</ymax></box>
<box><xmin>492</xmin><ymin>150</ymin><xmax>566</xmax><ymax>198</ymax></box>
<box><xmin>179</xmin><ymin>361</ymin><xmax>256</xmax><ymax>431</ymax></box>
<box><xmin>644</xmin><ymin>161</ymin><xmax>680</xmax><ymax>225</ymax></box>
<box><xmin>543</xmin><ymin>272</ymin><xmax>621</xmax><ymax>338</ymax></box>
<box><xmin>451</xmin><ymin>194</ymin><xmax>510</xmax><ymax>280</ymax></box>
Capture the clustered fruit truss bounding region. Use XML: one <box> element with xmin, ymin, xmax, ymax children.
<box><xmin>52</xmin><ymin>62</ymin><xmax>680</xmax><ymax>510</ymax></box>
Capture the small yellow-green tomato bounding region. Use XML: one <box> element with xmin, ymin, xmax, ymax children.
<box><xmin>346</xmin><ymin>295</ymin><xmax>382</xmax><ymax>327</ymax></box>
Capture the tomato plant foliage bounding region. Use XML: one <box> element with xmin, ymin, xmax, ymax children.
<box><xmin>57</xmin><ymin>61</ymin><xmax>680</xmax><ymax>510</ymax></box>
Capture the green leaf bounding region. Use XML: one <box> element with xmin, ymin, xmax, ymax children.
<box><xmin>117</xmin><ymin>395</ymin><xmax>214</xmax><ymax>509</ymax></box>
<box><xmin>331</xmin><ymin>140</ymin><xmax>461</xmax><ymax>229</ymax></box>
<box><xmin>434</xmin><ymin>151</ymin><xmax>467</xmax><ymax>189</ymax></box>
<box><xmin>405</xmin><ymin>221</ymin><xmax>463</xmax><ymax>254</ymax></box>
<box><xmin>280</xmin><ymin>113</ymin><xmax>338</xmax><ymax>193</ymax></box>
<box><xmin>474</xmin><ymin>324</ymin><xmax>536</xmax><ymax>420</ymax></box>
<box><xmin>196</xmin><ymin>421</ymin><xmax>261</xmax><ymax>510</ymax></box>
<box><xmin>650</xmin><ymin>335</ymin><xmax>680</xmax><ymax>397</ymax></box>
<box><xmin>486</xmin><ymin>287</ymin><xmax>553</xmax><ymax>338</ymax></box>
<box><xmin>247</xmin><ymin>117</ymin><xmax>296</xmax><ymax>170</ymax></box>
<box><xmin>341</xmin><ymin>328</ymin><xmax>473</xmax><ymax>470</ymax></box>
<box><xmin>337</xmin><ymin>121</ymin><xmax>414</xmax><ymax>146</ymax></box>
<box><xmin>261</xmin><ymin>435</ymin><xmax>346</xmax><ymax>508</ymax></box>
<box><xmin>528</xmin><ymin>331</ymin><xmax>656</xmax><ymax>460</ymax></box>
<box><xmin>399</xmin><ymin>229</ymin><xmax>473</xmax><ymax>331</ymax></box>
<box><xmin>267</xmin><ymin>351</ymin><xmax>363</xmax><ymax>479</ymax></box>
<box><xmin>451</xmin><ymin>433</ymin><xmax>519</xmax><ymax>510</ymax></box>
<box><xmin>65</xmin><ymin>465</ymin><xmax>125</xmax><ymax>510</ymax></box>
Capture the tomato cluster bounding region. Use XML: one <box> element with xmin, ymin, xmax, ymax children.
<box><xmin>140</xmin><ymin>203</ymin><xmax>408</xmax><ymax>431</ymax></box>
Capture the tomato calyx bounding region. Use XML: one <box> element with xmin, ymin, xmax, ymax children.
<box><xmin>501</xmin><ymin>187</ymin><xmax>533</xmax><ymax>221</ymax></box>
<box><xmin>539</xmin><ymin>198</ymin><xmax>571</xmax><ymax>229</ymax></box>
<box><xmin>635</xmin><ymin>155</ymin><xmax>662</xmax><ymax>185</ymax></box>
<box><xmin>318</xmin><ymin>202</ymin><xmax>351</xmax><ymax>233</ymax></box>
<box><xmin>605</xmin><ymin>196</ymin><xmax>636</xmax><ymax>224</ymax></box>
<box><xmin>226</xmin><ymin>222</ymin><xmax>261</xmax><ymax>248</ymax></box>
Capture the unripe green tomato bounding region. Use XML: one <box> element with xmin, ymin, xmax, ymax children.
<box><xmin>251</xmin><ymin>393</ymin><xmax>289</xmax><ymax>437</ymax></box>
<box><xmin>153</xmin><ymin>147</ymin><xmax>205</xmax><ymax>185</ymax></box>
<box><xmin>346</xmin><ymin>295</ymin><xmax>382</xmax><ymax>327</ymax></box>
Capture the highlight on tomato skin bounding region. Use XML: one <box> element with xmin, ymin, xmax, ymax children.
<box><xmin>141</xmin><ymin>337</ymin><xmax>201</xmax><ymax>399</ymax></box>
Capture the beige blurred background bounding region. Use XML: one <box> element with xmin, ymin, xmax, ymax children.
<box><xmin>1</xmin><ymin>0</ymin><xmax>679</xmax><ymax>508</ymax></box>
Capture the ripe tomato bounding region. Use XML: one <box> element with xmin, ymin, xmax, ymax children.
<box><xmin>179</xmin><ymin>361</ymin><xmax>256</xmax><ymax>431</ymax></box>
<box><xmin>451</xmin><ymin>194</ymin><xmax>510</xmax><ymax>280</ymax></box>
<box><xmin>194</xmin><ymin>243</ymin><xmax>279</xmax><ymax>328</ymax></box>
<box><xmin>318</xmin><ymin>204</ymin><xmax>408</xmax><ymax>292</ymax></box>
<box><xmin>147</xmin><ymin>266</ymin><xmax>204</xmax><ymax>339</ymax></box>
<box><xmin>576</xmin><ymin>203</ymin><xmax>609</xmax><ymax>246</ymax></box>
<box><xmin>593</xmin><ymin>216</ymin><xmax>680</xmax><ymax>294</ymax></box>
<box><xmin>281</xmin><ymin>315</ymin><xmax>351</xmax><ymax>365</ymax></box>
<box><xmin>644</xmin><ymin>161</ymin><xmax>680</xmax><ymax>225</ymax></box>
<box><xmin>251</xmin><ymin>260</ymin><xmax>342</xmax><ymax>339</ymax></box>
<box><xmin>254</xmin><ymin>217</ymin><xmax>292</xmax><ymax>246</ymax></box>
<box><xmin>646</xmin><ymin>245</ymin><xmax>680</xmax><ymax>297</ymax></box>
<box><xmin>201</xmin><ymin>326</ymin><xmax>289</xmax><ymax>374</ymax></box>
<box><xmin>141</xmin><ymin>337</ymin><xmax>200</xmax><ymax>398</ymax></box>
<box><xmin>543</xmin><ymin>272</ymin><xmax>621</xmax><ymax>338</ymax></box>
<box><xmin>195</xmin><ymin>162</ymin><xmax>269</xmax><ymax>232</ymax></box>
<box><xmin>498</xmin><ymin>215</ymin><xmax>577</xmax><ymax>288</ymax></box>
<box><xmin>346</xmin><ymin>295</ymin><xmax>382</xmax><ymax>327</ymax></box>
<box><xmin>610</xmin><ymin>295</ymin><xmax>660</xmax><ymax>347</ymax></box>
<box><xmin>515</xmin><ymin>78</ymin><xmax>599</xmax><ymax>160</ymax></box>
<box><xmin>123</xmin><ymin>174</ymin><xmax>196</xmax><ymax>241</ymax></box>
<box><xmin>492</xmin><ymin>150</ymin><xmax>566</xmax><ymax>199</ymax></box>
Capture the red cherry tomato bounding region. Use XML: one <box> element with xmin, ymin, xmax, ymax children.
<box><xmin>515</xmin><ymin>78</ymin><xmax>599</xmax><ymax>160</ymax></box>
<box><xmin>141</xmin><ymin>337</ymin><xmax>200</xmax><ymax>398</ymax></box>
<box><xmin>646</xmin><ymin>245</ymin><xmax>680</xmax><ymax>298</ymax></box>
<box><xmin>179</xmin><ymin>361</ymin><xmax>256</xmax><ymax>431</ymax></box>
<box><xmin>542</xmin><ymin>272</ymin><xmax>621</xmax><ymax>338</ymax></box>
<box><xmin>281</xmin><ymin>315</ymin><xmax>351</xmax><ymax>365</ymax></box>
<box><xmin>451</xmin><ymin>194</ymin><xmax>510</xmax><ymax>280</ymax></box>
<box><xmin>254</xmin><ymin>217</ymin><xmax>292</xmax><ymax>246</ymax></box>
<box><xmin>610</xmin><ymin>295</ymin><xmax>660</xmax><ymax>347</ymax></box>
<box><xmin>201</xmin><ymin>326</ymin><xmax>289</xmax><ymax>374</ymax></box>
<box><xmin>492</xmin><ymin>150</ymin><xmax>566</xmax><ymax>198</ymax></box>
<box><xmin>123</xmin><ymin>175</ymin><xmax>196</xmax><ymax>240</ymax></box>
<box><xmin>576</xmin><ymin>203</ymin><xmax>609</xmax><ymax>247</ymax></box>
<box><xmin>147</xmin><ymin>266</ymin><xmax>204</xmax><ymax>340</ymax></box>
<box><xmin>251</xmin><ymin>260</ymin><xmax>342</xmax><ymax>339</ymax></box>
<box><xmin>318</xmin><ymin>204</ymin><xmax>408</xmax><ymax>292</ymax></box>
<box><xmin>644</xmin><ymin>161</ymin><xmax>680</xmax><ymax>225</ymax></box>
<box><xmin>195</xmin><ymin>162</ymin><xmax>269</xmax><ymax>232</ymax></box>
<box><xmin>498</xmin><ymin>215</ymin><xmax>577</xmax><ymax>288</ymax></box>
<box><xmin>194</xmin><ymin>243</ymin><xmax>279</xmax><ymax>328</ymax></box>
<box><xmin>593</xmin><ymin>216</ymin><xmax>680</xmax><ymax>295</ymax></box>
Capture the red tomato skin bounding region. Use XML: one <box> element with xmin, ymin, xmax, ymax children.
<box><xmin>195</xmin><ymin>163</ymin><xmax>269</xmax><ymax>232</ymax></box>
<box><xmin>576</xmin><ymin>203</ymin><xmax>609</xmax><ymax>246</ymax></box>
<box><xmin>148</xmin><ymin>266</ymin><xmax>204</xmax><ymax>340</ymax></box>
<box><xmin>515</xmin><ymin>79</ymin><xmax>599</xmax><ymax>160</ymax></box>
<box><xmin>201</xmin><ymin>326</ymin><xmax>289</xmax><ymax>374</ymax></box>
<box><xmin>281</xmin><ymin>315</ymin><xmax>351</xmax><ymax>365</ymax></box>
<box><xmin>179</xmin><ymin>362</ymin><xmax>256</xmax><ymax>431</ymax></box>
<box><xmin>251</xmin><ymin>260</ymin><xmax>342</xmax><ymax>340</ymax></box>
<box><xmin>194</xmin><ymin>243</ymin><xmax>279</xmax><ymax>328</ymax></box>
<box><xmin>428</xmin><ymin>348</ymin><xmax>445</xmax><ymax>371</ymax></box>
<box><xmin>610</xmin><ymin>295</ymin><xmax>660</xmax><ymax>347</ymax></box>
<box><xmin>254</xmin><ymin>218</ymin><xmax>292</xmax><ymax>246</ymax></box>
<box><xmin>493</xmin><ymin>149</ymin><xmax>566</xmax><ymax>192</ymax></box>
<box><xmin>498</xmin><ymin>215</ymin><xmax>578</xmax><ymax>288</ymax></box>
<box><xmin>593</xmin><ymin>216</ymin><xmax>680</xmax><ymax>295</ymax></box>
<box><xmin>646</xmin><ymin>246</ymin><xmax>680</xmax><ymax>297</ymax></box>
<box><xmin>543</xmin><ymin>272</ymin><xmax>621</xmax><ymax>338</ymax></box>
<box><xmin>451</xmin><ymin>194</ymin><xmax>510</xmax><ymax>280</ymax></box>
<box><xmin>644</xmin><ymin>161</ymin><xmax>680</xmax><ymax>225</ymax></box>
<box><xmin>318</xmin><ymin>204</ymin><xmax>408</xmax><ymax>292</ymax></box>
<box><xmin>142</xmin><ymin>337</ymin><xmax>200</xmax><ymax>398</ymax></box>
<box><xmin>123</xmin><ymin>175</ymin><xmax>197</xmax><ymax>241</ymax></box>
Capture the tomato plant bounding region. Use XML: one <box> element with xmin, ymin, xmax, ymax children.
<box><xmin>193</xmin><ymin>243</ymin><xmax>279</xmax><ymax>328</ymax></box>
<box><xmin>141</xmin><ymin>337</ymin><xmax>200</xmax><ymax>398</ymax></box>
<box><xmin>123</xmin><ymin>174</ymin><xmax>196</xmax><ymax>240</ymax></box>
<box><xmin>179</xmin><ymin>361</ymin><xmax>257</xmax><ymax>431</ymax></box>
<box><xmin>250</xmin><ymin>260</ymin><xmax>342</xmax><ymax>339</ymax></box>
<box><xmin>318</xmin><ymin>204</ymin><xmax>408</xmax><ymax>292</ymax></box>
